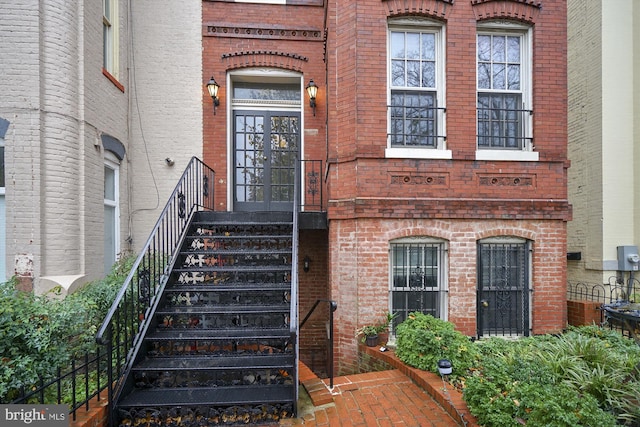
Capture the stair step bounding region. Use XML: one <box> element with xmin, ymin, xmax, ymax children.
<box><xmin>186</xmin><ymin>234</ymin><xmax>292</xmax><ymax>239</ymax></box>
<box><xmin>174</xmin><ymin>265</ymin><xmax>291</xmax><ymax>273</ymax></box>
<box><xmin>146</xmin><ymin>328</ymin><xmax>291</xmax><ymax>341</ymax></box>
<box><xmin>194</xmin><ymin>211</ymin><xmax>293</xmax><ymax>224</ymax></box>
<box><xmin>163</xmin><ymin>283</ymin><xmax>291</xmax><ymax>292</ymax></box>
<box><xmin>155</xmin><ymin>304</ymin><xmax>290</xmax><ymax>315</ymax></box>
<box><xmin>118</xmin><ymin>384</ymin><xmax>294</xmax><ymax>408</ymax></box>
<box><xmin>133</xmin><ymin>354</ymin><xmax>294</xmax><ymax>371</ymax></box>
<box><xmin>181</xmin><ymin>249</ymin><xmax>291</xmax><ymax>256</ymax></box>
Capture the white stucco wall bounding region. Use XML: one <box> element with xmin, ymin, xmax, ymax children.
<box><xmin>126</xmin><ymin>1</ymin><xmax>203</xmax><ymax>251</ymax></box>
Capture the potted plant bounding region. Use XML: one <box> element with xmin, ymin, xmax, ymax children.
<box><xmin>377</xmin><ymin>312</ymin><xmax>398</xmax><ymax>345</ymax></box>
<box><xmin>355</xmin><ymin>324</ymin><xmax>381</xmax><ymax>346</ymax></box>
<box><xmin>355</xmin><ymin>312</ymin><xmax>398</xmax><ymax>347</ymax></box>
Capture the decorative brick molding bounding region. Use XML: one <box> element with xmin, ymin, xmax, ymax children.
<box><xmin>205</xmin><ymin>24</ymin><xmax>323</xmax><ymax>41</ymax></box>
<box><xmin>471</xmin><ymin>0</ymin><xmax>542</xmax><ymax>24</ymax></box>
<box><xmin>221</xmin><ymin>50</ymin><xmax>309</xmax><ymax>72</ymax></box>
<box><xmin>390</xmin><ymin>173</ymin><xmax>449</xmax><ymax>186</ymax></box>
<box><xmin>382</xmin><ymin>0</ymin><xmax>454</xmax><ymax>20</ymax></box>
<box><xmin>478</xmin><ymin>174</ymin><xmax>535</xmax><ymax>187</ymax></box>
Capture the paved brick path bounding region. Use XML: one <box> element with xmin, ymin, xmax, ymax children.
<box><xmin>281</xmin><ymin>370</ymin><xmax>461</xmax><ymax>426</ymax></box>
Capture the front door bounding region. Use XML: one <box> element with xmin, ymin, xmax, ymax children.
<box><xmin>477</xmin><ymin>239</ymin><xmax>530</xmax><ymax>337</ymax></box>
<box><xmin>234</xmin><ymin>111</ymin><xmax>300</xmax><ymax>212</ymax></box>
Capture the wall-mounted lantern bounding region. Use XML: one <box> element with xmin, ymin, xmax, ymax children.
<box><xmin>303</xmin><ymin>256</ymin><xmax>311</xmax><ymax>273</ymax></box>
<box><xmin>306</xmin><ymin>79</ymin><xmax>318</xmax><ymax>116</ymax></box>
<box><xmin>207</xmin><ymin>76</ymin><xmax>220</xmax><ymax>115</ymax></box>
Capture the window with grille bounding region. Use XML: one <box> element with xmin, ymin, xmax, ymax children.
<box><xmin>390</xmin><ymin>240</ymin><xmax>447</xmax><ymax>333</ymax></box>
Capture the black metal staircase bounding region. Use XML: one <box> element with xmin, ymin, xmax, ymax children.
<box><xmin>114</xmin><ymin>211</ymin><xmax>297</xmax><ymax>426</ymax></box>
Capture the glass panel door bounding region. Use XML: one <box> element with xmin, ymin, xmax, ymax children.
<box><xmin>234</xmin><ymin>111</ymin><xmax>299</xmax><ymax>211</ymax></box>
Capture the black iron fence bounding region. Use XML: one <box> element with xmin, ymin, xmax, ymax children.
<box><xmin>567</xmin><ymin>276</ymin><xmax>640</xmax><ymax>304</ymax></box>
<box><xmin>11</xmin><ymin>349</ymin><xmax>109</xmax><ymax>422</ymax></box>
<box><xmin>568</xmin><ymin>276</ymin><xmax>640</xmax><ymax>341</ymax></box>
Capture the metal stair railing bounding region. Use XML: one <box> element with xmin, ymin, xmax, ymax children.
<box><xmin>95</xmin><ymin>157</ymin><xmax>215</xmax><ymax>425</ymax></box>
<box><xmin>300</xmin><ymin>299</ymin><xmax>338</xmax><ymax>388</ymax></box>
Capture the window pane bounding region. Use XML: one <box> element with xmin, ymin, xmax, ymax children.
<box><xmin>507</xmin><ymin>64</ymin><xmax>520</xmax><ymax>90</ymax></box>
<box><xmin>406</xmin><ymin>61</ymin><xmax>420</xmax><ymax>87</ymax></box>
<box><xmin>406</xmin><ymin>33</ymin><xmax>420</xmax><ymax>59</ymax></box>
<box><xmin>0</xmin><ymin>146</ymin><xmax>4</xmax><ymax>188</ymax></box>
<box><xmin>507</xmin><ymin>36</ymin><xmax>520</xmax><ymax>62</ymax></box>
<box><xmin>104</xmin><ymin>166</ymin><xmax>115</xmax><ymax>201</ymax></box>
<box><xmin>492</xmin><ymin>63</ymin><xmax>505</xmax><ymax>89</ymax></box>
<box><xmin>478</xmin><ymin>35</ymin><xmax>491</xmax><ymax>61</ymax></box>
<box><xmin>104</xmin><ymin>205</ymin><xmax>116</xmax><ymax>274</ymax></box>
<box><xmin>233</xmin><ymin>83</ymin><xmax>300</xmax><ymax>101</ymax></box>
<box><xmin>422</xmin><ymin>61</ymin><xmax>435</xmax><ymax>88</ymax></box>
<box><xmin>391</xmin><ymin>60</ymin><xmax>405</xmax><ymax>86</ymax></box>
<box><xmin>478</xmin><ymin>63</ymin><xmax>491</xmax><ymax>89</ymax></box>
<box><xmin>492</xmin><ymin>36</ymin><xmax>505</xmax><ymax>62</ymax></box>
<box><xmin>421</xmin><ymin>33</ymin><xmax>435</xmax><ymax>60</ymax></box>
<box><xmin>390</xmin><ymin>32</ymin><xmax>405</xmax><ymax>58</ymax></box>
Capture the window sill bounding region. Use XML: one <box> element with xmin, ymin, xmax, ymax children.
<box><xmin>475</xmin><ymin>150</ymin><xmax>538</xmax><ymax>162</ymax></box>
<box><xmin>386</xmin><ymin>147</ymin><xmax>452</xmax><ymax>160</ymax></box>
<box><xmin>102</xmin><ymin>68</ymin><xmax>125</xmax><ymax>93</ymax></box>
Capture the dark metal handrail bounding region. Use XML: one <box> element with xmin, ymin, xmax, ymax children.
<box><xmin>289</xmin><ymin>160</ymin><xmax>301</xmax><ymax>413</ymax></box>
<box><xmin>300</xmin><ymin>299</ymin><xmax>338</xmax><ymax>388</ymax></box>
<box><xmin>95</xmin><ymin>157</ymin><xmax>215</xmax><ymax>424</ymax></box>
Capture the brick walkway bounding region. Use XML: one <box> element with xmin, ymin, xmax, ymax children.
<box><xmin>281</xmin><ymin>369</ymin><xmax>462</xmax><ymax>426</ymax></box>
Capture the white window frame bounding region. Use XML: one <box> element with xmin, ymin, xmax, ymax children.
<box><xmin>104</xmin><ymin>155</ymin><xmax>120</xmax><ymax>274</ymax></box>
<box><xmin>476</xmin><ymin>21</ymin><xmax>536</xmax><ymax>161</ymax></box>
<box><xmin>103</xmin><ymin>0</ymin><xmax>119</xmax><ymax>77</ymax></box>
<box><xmin>386</xmin><ymin>18</ymin><xmax>450</xmax><ymax>160</ymax></box>
<box><xmin>389</xmin><ymin>237</ymin><xmax>449</xmax><ymax>340</ymax></box>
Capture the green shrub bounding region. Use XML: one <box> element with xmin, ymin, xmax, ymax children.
<box><xmin>0</xmin><ymin>255</ymin><xmax>134</xmax><ymax>403</ymax></box>
<box><xmin>394</xmin><ymin>312</ymin><xmax>478</xmax><ymax>377</ymax></box>
<box><xmin>463</xmin><ymin>327</ymin><xmax>640</xmax><ymax>426</ymax></box>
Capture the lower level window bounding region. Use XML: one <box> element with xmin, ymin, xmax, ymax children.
<box><xmin>390</xmin><ymin>239</ymin><xmax>447</xmax><ymax>332</ymax></box>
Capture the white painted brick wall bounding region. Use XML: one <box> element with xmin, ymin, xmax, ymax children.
<box><xmin>126</xmin><ymin>0</ymin><xmax>203</xmax><ymax>250</ymax></box>
<box><xmin>0</xmin><ymin>0</ymin><xmax>131</xmax><ymax>292</ymax></box>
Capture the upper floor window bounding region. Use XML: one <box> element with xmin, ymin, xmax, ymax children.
<box><xmin>103</xmin><ymin>0</ymin><xmax>118</xmax><ymax>77</ymax></box>
<box><xmin>387</xmin><ymin>19</ymin><xmax>449</xmax><ymax>159</ymax></box>
<box><xmin>476</xmin><ymin>22</ymin><xmax>536</xmax><ymax>161</ymax></box>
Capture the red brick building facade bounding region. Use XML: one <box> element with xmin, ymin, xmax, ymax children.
<box><xmin>202</xmin><ymin>0</ymin><xmax>569</xmax><ymax>375</ymax></box>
